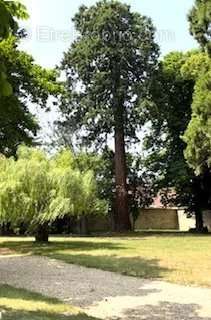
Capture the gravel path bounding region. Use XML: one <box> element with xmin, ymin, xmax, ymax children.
<box><xmin>0</xmin><ymin>256</ymin><xmax>211</xmax><ymax>319</ymax></box>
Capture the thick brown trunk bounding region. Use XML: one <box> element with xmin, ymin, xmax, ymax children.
<box><xmin>114</xmin><ymin>123</ymin><xmax>131</xmax><ymax>232</ymax></box>
<box><xmin>112</xmin><ymin>60</ymin><xmax>131</xmax><ymax>232</ymax></box>
<box><xmin>35</xmin><ymin>224</ymin><xmax>49</xmax><ymax>242</ymax></box>
<box><xmin>195</xmin><ymin>208</ymin><xmax>204</xmax><ymax>232</ymax></box>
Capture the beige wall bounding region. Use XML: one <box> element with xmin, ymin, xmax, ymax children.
<box><xmin>135</xmin><ymin>208</ymin><xmax>179</xmax><ymax>230</ymax></box>
<box><xmin>203</xmin><ymin>211</ymin><xmax>211</xmax><ymax>231</ymax></box>
<box><xmin>178</xmin><ymin>210</ymin><xmax>195</xmax><ymax>231</ymax></box>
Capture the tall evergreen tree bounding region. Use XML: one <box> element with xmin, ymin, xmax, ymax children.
<box><xmin>59</xmin><ymin>1</ymin><xmax>159</xmax><ymax>231</ymax></box>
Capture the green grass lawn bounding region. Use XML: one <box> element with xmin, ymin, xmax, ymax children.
<box><xmin>0</xmin><ymin>232</ymin><xmax>211</xmax><ymax>287</ymax></box>
<box><xmin>0</xmin><ymin>285</ymin><xmax>97</xmax><ymax>320</ymax></box>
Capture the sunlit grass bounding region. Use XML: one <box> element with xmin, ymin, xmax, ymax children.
<box><xmin>0</xmin><ymin>285</ymin><xmax>97</xmax><ymax>320</ymax></box>
<box><xmin>1</xmin><ymin>233</ymin><xmax>211</xmax><ymax>287</ymax></box>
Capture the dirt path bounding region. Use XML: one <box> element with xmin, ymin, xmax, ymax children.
<box><xmin>0</xmin><ymin>256</ymin><xmax>211</xmax><ymax>319</ymax></box>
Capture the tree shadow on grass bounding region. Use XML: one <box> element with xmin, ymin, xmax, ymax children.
<box><xmin>50</xmin><ymin>253</ymin><xmax>170</xmax><ymax>280</ymax></box>
<box><xmin>122</xmin><ymin>301</ymin><xmax>211</xmax><ymax>320</ymax></box>
<box><xmin>0</xmin><ymin>240</ymin><xmax>128</xmax><ymax>256</ymax></box>
<box><xmin>0</xmin><ymin>285</ymin><xmax>98</xmax><ymax>320</ymax></box>
<box><xmin>1</xmin><ymin>310</ymin><xmax>98</xmax><ymax>320</ymax></box>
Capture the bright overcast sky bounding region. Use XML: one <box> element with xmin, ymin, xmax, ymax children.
<box><xmin>19</xmin><ymin>0</ymin><xmax>198</xmax><ymax>149</ymax></box>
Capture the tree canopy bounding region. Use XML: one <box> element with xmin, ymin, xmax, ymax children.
<box><xmin>141</xmin><ymin>50</ymin><xmax>211</xmax><ymax>230</ymax></box>
<box><xmin>183</xmin><ymin>53</ymin><xmax>211</xmax><ymax>175</ymax></box>
<box><xmin>0</xmin><ymin>0</ymin><xmax>28</xmax><ymax>97</ymax></box>
<box><xmin>188</xmin><ymin>0</ymin><xmax>211</xmax><ymax>54</ymax></box>
<box><xmin>0</xmin><ymin>36</ymin><xmax>61</xmax><ymax>156</ymax></box>
<box><xmin>183</xmin><ymin>3</ymin><xmax>211</xmax><ymax>176</ymax></box>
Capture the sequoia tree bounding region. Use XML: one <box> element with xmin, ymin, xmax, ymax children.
<box><xmin>59</xmin><ymin>1</ymin><xmax>159</xmax><ymax>231</ymax></box>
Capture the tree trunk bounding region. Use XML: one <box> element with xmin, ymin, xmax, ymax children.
<box><xmin>35</xmin><ymin>224</ymin><xmax>49</xmax><ymax>242</ymax></box>
<box><xmin>0</xmin><ymin>223</ymin><xmax>12</xmax><ymax>236</ymax></box>
<box><xmin>112</xmin><ymin>60</ymin><xmax>131</xmax><ymax>232</ymax></box>
<box><xmin>114</xmin><ymin>119</ymin><xmax>131</xmax><ymax>232</ymax></box>
<box><xmin>195</xmin><ymin>208</ymin><xmax>204</xmax><ymax>232</ymax></box>
<box><xmin>80</xmin><ymin>215</ymin><xmax>89</xmax><ymax>235</ymax></box>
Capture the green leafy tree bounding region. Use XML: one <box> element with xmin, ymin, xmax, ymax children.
<box><xmin>0</xmin><ymin>147</ymin><xmax>55</xmax><ymax>241</ymax></box>
<box><xmin>183</xmin><ymin>1</ymin><xmax>211</xmax><ymax>215</ymax></box>
<box><xmin>49</xmin><ymin>150</ymin><xmax>108</xmax><ymax>230</ymax></box>
<box><xmin>179</xmin><ymin>2</ymin><xmax>211</xmax><ymax>227</ymax></box>
<box><xmin>59</xmin><ymin>0</ymin><xmax>159</xmax><ymax>231</ymax></box>
<box><xmin>142</xmin><ymin>51</ymin><xmax>211</xmax><ymax>231</ymax></box>
<box><xmin>0</xmin><ymin>36</ymin><xmax>61</xmax><ymax>156</ymax></box>
<box><xmin>188</xmin><ymin>0</ymin><xmax>211</xmax><ymax>54</ymax></box>
<box><xmin>0</xmin><ymin>0</ymin><xmax>28</xmax><ymax>96</ymax></box>
<box><xmin>182</xmin><ymin>50</ymin><xmax>211</xmax><ymax>173</ymax></box>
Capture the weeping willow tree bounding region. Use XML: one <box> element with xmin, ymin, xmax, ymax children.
<box><xmin>0</xmin><ymin>146</ymin><xmax>107</xmax><ymax>241</ymax></box>
<box><xmin>48</xmin><ymin>150</ymin><xmax>108</xmax><ymax>234</ymax></box>
<box><xmin>0</xmin><ymin>147</ymin><xmax>55</xmax><ymax>241</ymax></box>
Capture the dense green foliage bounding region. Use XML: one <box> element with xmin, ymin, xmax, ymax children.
<box><xmin>0</xmin><ymin>36</ymin><xmax>61</xmax><ymax>156</ymax></box>
<box><xmin>184</xmin><ymin>0</ymin><xmax>211</xmax><ymax>178</ymax></box>
<box><xmin>0</xmin><ymin>1</ymin><xmax>61</xmax><ymax>156</ymax></box>
<box><xmin>182</xmin><ymin>52</ymin><xmax>211</xmax><ymax>177</ymax></box>
<box><xmin>142</xmin><ymin>51</ymin><xmax>211</xmax><ymax>230</ymax></box>
<box><xmin>0</xmin><ymin>146</ymin><xmax>107</xmax><ymax>239</ymax></box>
<box><xmin>0</xmin><ymin>0</ymin><xmax>28</xmax><ymax>39</ymax></box>
<box><xmin>143</xmin><ymin>52</ymin><xmax>194</xmax><ymax>206</ymax></box>
<box><xmin>188</xmin><ymin>0</ymin><xmax>211</xmax><ymax>54</ymax></box>
<box><xmin>0</xmin><ymin>0</ymin><xmax>28</xmax><ymax>97</ymax></box>
<box><xmin>60</xmin><ymin>0</ymin><xmax>159</xmax><ymax>145</ymax></box>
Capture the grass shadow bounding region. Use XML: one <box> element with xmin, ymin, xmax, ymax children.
<box><xmin>48</xmin><ymin>252</ymin><xmax>170</xmax><ymax>279</ymax></box>
<box><xmin>0</xmin><ymin>240</ymin><xmax>127</xmax><ymax>256</ymax></box>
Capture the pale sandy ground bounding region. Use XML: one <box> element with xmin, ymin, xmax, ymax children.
<box><xmin>0</xmin><ymin>256</ymin><xmax>211</xmax><ymax>320</ymax></box>
<box><xmin>85</xmin><ymin>282</ymin><xmax>211</xmax><ymax>319</ymax></box>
